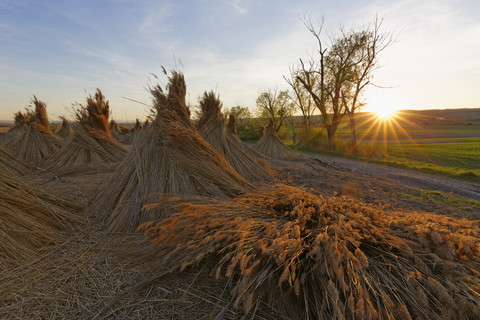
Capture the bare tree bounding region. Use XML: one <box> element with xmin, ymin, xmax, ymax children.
<box><xmin>342</xmin><ymin>17</ymin><xmax>394</xmax><ymax>146</ymax></box>
<box><xmin>225</xmin><ymin>105</ymin><xmax>252</xmax><ymax>131</ymax></box>
<box><xmin>296</xmin><ymin>16</ymin><xmax>392</xmax><ymax>148</ymax></box>
<box><xmin>256</xmin><ymin>88</ymin><xmax>291</xmax><ymax>132</ymax></box>
<box><xmin>295</xmin><ymin>18</ymin><xmax>349</xmax><ymax>148</ymax></box>
<box><xmin>284</xmin><ymin>67</ymin><xmax>316</xmax><ymax>135</ymax></box>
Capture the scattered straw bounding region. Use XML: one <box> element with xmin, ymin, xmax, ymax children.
<box><xmin>0</xmin><ymin>231</ymin><xmax>285</xmax><ymax>319</ymax></box>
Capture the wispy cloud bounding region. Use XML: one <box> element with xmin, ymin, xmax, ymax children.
<box><xmin>63</xmin><ymin>40</ymin><xmax>141</xmax><ymax>76</ymax></box>
<box><xmin>231</xmin><ymin>2</ymin><xmax>247</xmax><ymax>15</ymax></box>
<box><xmin>138</xmin><ymin>5</ymin><xmax>176</xmax><ymax>32</ymax></box>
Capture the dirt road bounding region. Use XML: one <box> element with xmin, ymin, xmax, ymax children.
<box><xmin>303</xmin><ymin>152</ymin><xmax>480</xmax><ymax>202</ymax></box>
<box><xmin>270</xmin><ymin>152</ymin><xmax>480</xmax><ymax>219</ymax></box>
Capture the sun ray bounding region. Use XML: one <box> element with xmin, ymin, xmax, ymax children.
<box><xmin>357</xmin><ymin>114</ymin><xmax>382</xmax><ymax>144</ymax></box>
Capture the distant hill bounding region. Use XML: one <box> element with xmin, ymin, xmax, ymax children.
<box><xmin>395</xmin><ymin>108</ymin><xmax>480</xmax><ymax>126</ymax></box>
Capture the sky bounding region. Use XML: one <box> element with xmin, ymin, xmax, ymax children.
<box><xmin>1</xmin><ymin>0</ymin><xmax>479</xmax><ymax>121</ymax></box>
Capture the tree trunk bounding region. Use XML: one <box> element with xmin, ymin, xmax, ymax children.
<box><xmin>289</xmin><ymin>117</ymin><xmax>297</xmax><ymax>144</ymax></box>
<box><xmin>348</xmin><ymin>112</ymin><xmax>357</xmax><ymax>147</ymax></box>
<box><xmin>303</xmin><ymin>115</ymin><xmax>310</xmax><ymax>135</ymax></box>
<box><xmin>327</xmin><ymin>125</ymin><xmax>336</xmax><ymax>148</ymax></box>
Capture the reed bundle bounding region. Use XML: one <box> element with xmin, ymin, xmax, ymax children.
<box><xmin>255</xmin><ymin>118</ymin><xmax>296</xmax><ymax>160</ymax></box>
<box><xmin>6</xmin><ymin>97</ymin><xmax>61</xmax><ymax>163</ymax></box>
<box><xmin>56</xmin><ymin>116</ymin><xmax>74</xmax><ymax>139</ymax></box>
<box><xmin>120</xmin><ymin>118</ymin><xmax>143</xmax><ymax>145</ymax></box>
<box><xmin>0</xmin><ymin>145</ymin><xmax>32</xmax><ymax>175</ymax></box>
<box><xmin>0</xmin><ymin>162</ymin><xmax>82</xmax><ymax>270</ymax></box>
<box><xmin>6</xmin><ymin>110</ymin><xmax>30</xmax><ymax>135</ymax></box>
<box><xmin>42</xmin><ymin>91</ymin><xmax>127</xmax><ymax>173</ymax></box>
<box><xmin>109</xmin><ymin>119</ymin><xmax>118</xmax><ymax>133</ymax></box>
<box><xmin>197</xmin><ymin>91</ymin><xmax>273</xmax><ymax>183</ymax></box>
<box><xmin>89</xmin><ymin>71</ymin><xmax>254</xmax><ymax>233</ymax></box>
<box><xmin>226</xmin><ymin>113</ymin><xmax>265</xmax><ymax>159</ymax></box>
<box><xmin>42</xmin><ymin>123</ymin><xmax>127</xmax><ymax>174</ymax></box>
<box><xmin>75</xmin><ymin>88</ymin><xmax>111</xmax><ymax>135</ymax></box>
<box><xmin>141</xmin><ymin>184</ymin><xmax>480</xmax><ymax>319</ymax></box>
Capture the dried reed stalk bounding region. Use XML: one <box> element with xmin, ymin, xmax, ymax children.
<box><xmin>141</xmin><ymin>184</ymin><xmax>480</xmax><ymax>319</ymax></box>
<box><xmin>89</xmin><ymin>71</ymin><xmax>254</xmax><ymax>233</ymax></box>
<box><xmin>255</xmin><ymin>119</ymin><xmax>296</xmax><ymax>160</ymax></box>
<box><xmin>75</xmin><ymin>88</ymin><xmax>111</xmax><ymax>135</ymax></box>
<box><xmin>31</xmin><ymin>96</ymin><xmax>50</xmax><ymax>130</ymax></box>
<box><xmin>110</xmin><ymin>119</ymin><xmax>118</xmax><ymax>133</ymax></box>
<box><xmin>197</xmin><ymin>91</ymin><xmax>274</xmax><ymax>183</ymax></box>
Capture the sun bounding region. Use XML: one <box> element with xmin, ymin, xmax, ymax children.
<box><xmin>375</xmin><ymin>108</ymin><xmax>396</xmax><ymax>119</ymax></box>
<box><xmin>366</xmin><ymin>95</ymin><xmax>400</xmax><ymax>120</ymax></box>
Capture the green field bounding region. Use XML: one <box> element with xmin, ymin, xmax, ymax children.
<box><xmin>382</xmin><ymin>139</ymin><xmax>480</xmax><ymax>181</ymax></box>
<box><xmin>285</xmin><ymin>109</ymin><xmax>480</xmax><ymax>182</ymax></box>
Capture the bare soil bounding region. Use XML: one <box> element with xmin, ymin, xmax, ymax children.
<box><xmin>270</xmin><ymin>152</ymin><xmax>480</xmax><ymax>219</ymax></box>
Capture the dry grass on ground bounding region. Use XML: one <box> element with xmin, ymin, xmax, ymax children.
<box><xmin>0</xmin><ymin>231</ymin><xmax>286</xmax><ymax>320</ymax></box>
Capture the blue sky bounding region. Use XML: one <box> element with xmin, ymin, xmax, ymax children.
<box><xmin>1</xmin><ymin>0</ymin><xmax>479</xmax><ymax>121</ymax></box>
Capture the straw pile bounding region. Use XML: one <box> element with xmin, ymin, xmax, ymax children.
<box><xmin>0</xmin><ymin>162</ymin><xmax>82</xmax><ymax>270</ymax></box>
<box><xmin>56</xmin><ymin>116</ymin><xmax>74</xmax><ymax>139</ymax></box>
<box><xmin>42</xmin><ymin>89</ymin><xmax>127</xmax><ymax>174</ymax></box>
<box><xmin>0</xmin><ymin>145</ymin><xmax>32</xmax><ymax>175</ymax></box>
<box><xmin>197</xmin><ymin>91</ymin><xmax>273</xmax><ymax>183</ymax></box>
<box><xmin>255</xmin><ymin>118</ymin><xmax>296</xmax><ymax>160</ymax></box>
<box><xmin>89</xmin><ymin>71</ymin><xmax>254</xmax><ymax>233</ymax></box>
<box><xmin>6</xmin><ymin>97</ymin><xmax>61</xmax><ymax>163</ymax></box>
<box><xmin>141</xmin><ymin>184</ymin><xmax>480</xmax><ymax>319</ymax></box>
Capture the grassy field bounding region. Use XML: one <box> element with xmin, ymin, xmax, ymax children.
<box><xmin>397</xmin><ymin>189</ymin><xmax>480</xmax><ymax>220</ymax></box>
<box><xmin>383</xmin><ymin>139</ymin><xmax>480</xmax><ymax>180</ymax></box>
